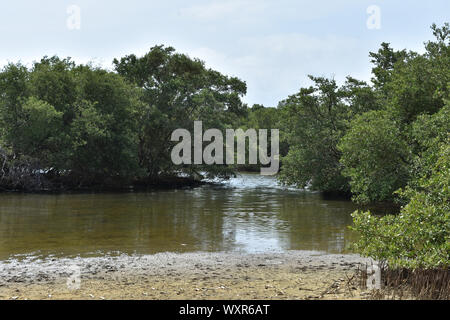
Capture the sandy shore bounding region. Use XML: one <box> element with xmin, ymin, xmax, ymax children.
<box><xmin>0</xmin><ymin>251</ymin><xmax>373</xmax><ymax>300</ymax></box>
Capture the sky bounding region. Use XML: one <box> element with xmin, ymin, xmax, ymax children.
<box><xmin>0</xmin><ymin>0</ymin><xmax>448</xmax><ymax>107</ymax></box>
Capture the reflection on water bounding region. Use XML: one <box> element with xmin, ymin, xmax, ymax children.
<box><xmin>0</xmin><ymin>173</ymin><xmax>358</xmax><ymax>260</ymax></box>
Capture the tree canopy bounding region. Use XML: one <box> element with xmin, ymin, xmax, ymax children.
<box><xmin>0</xmin><ymin>48</ymin><xmax>248</xmax><ymax>190</ymax></box>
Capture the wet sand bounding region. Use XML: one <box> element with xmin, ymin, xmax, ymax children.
<box><xmin>0</xmin><ymin>251</ymin><xmax>372</xmax><ymax>300</ymax></box>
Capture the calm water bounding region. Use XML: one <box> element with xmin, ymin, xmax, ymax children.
<box><xmin>0</xmin><ymin>174</ymin><xmax>358</xmax><ymax>260</ymax></box>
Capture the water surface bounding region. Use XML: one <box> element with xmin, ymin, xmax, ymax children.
<box><xmin>0</xmin><ymin>174</ymin><xmax>358</xmax><ymax>260</ymax></box>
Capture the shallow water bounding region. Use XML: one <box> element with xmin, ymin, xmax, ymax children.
<box><xmin>0</xmin><ymin>173</ymin><xmax>358</xmax><ymax>260</ymax></box>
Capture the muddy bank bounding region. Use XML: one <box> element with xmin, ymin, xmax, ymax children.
<box><xmin>0</xmin><ymin>251</ymin><xmax>374</xmax><ymax>300</ymax></box>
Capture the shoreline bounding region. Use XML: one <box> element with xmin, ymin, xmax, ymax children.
<box><xmin>0</xmin><ymin>177</ymin><xmax>207</xmax><ymax>194</ymax></box>
<box><xmin>0</xmin><ymin>251</ymin><xmax>372</xmax><ymax>300</ymax></box>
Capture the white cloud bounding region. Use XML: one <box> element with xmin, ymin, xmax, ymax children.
<box><xmin>240</xmin><ymin>33</ymin><xmax>358</xmax><ymax>57</ymax></box>
<box><xmin>179</xmin><ymin>0</ymin><xmax>268</xmax><ymax>21</ymax></box>
<box><xmin>179</xmin><ymin>0</ymin><xmax>364</xmax><ymax>24</ymax></box>
<box><xmin>1</xmin><ymin>0</ymin><xmax>446</xmax><ymax>106</ymax></box>
<box><xmin>187</xmin><ymin>33</ymin><xmax>362</xmax><ymax>106</ymax></box>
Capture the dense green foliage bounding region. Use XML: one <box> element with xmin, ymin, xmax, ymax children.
<box><xmin>351</xmin><ymin>137</ymin><xmax>449</xmax><ymax>268</ymax></box>
<box><xmin>0</xmin><ymin>57</ymin><xmax>143</xmax><ymax>189</ymax></box>
<box><xmin>350</xmin><ymin>102</ymin><xmax>449</xmax><ymax>268</ymax></box>
<box><xmin>274</xmin><ymin>23</ymin><xmax>449</xmax><ymax>269</ymax></box>
<box><xmin>345</xmin><ymin>26</ymin><xmax>449</xmax><ymax>269</ymax></box>
<box><xmin>338</xmin><ymin>109</ymin><xmax>410</xmax><ymax>203</ymax></box>
<box><xmin>278</xmin><ymin>24</ymin><xmax>449</xmax><ymax>205</ymax></box>
<box><xmin>277</xmin><ymin>76</ymin><xmax>378</xmax><ymax>193</ymax></box>
<box><xmin>113</xmin><ymin>46</ymin><xmax>247</xmax><ymax>180</ymax></box>
<box><xmin>0</xmin><ymin>48</ymin><xmax>247</xmax><ymax>190</ymax></box>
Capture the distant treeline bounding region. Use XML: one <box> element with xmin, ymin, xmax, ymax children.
<box><xmin>0</xmin><ymin>24</ymin><xmax>448</xmax><ymax>273</ymax></box>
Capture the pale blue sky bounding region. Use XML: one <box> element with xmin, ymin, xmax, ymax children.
<box><xmin>0</xmin><ymin>0</ymin><xmax>448</xmax><ymax>106</ymax></box>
